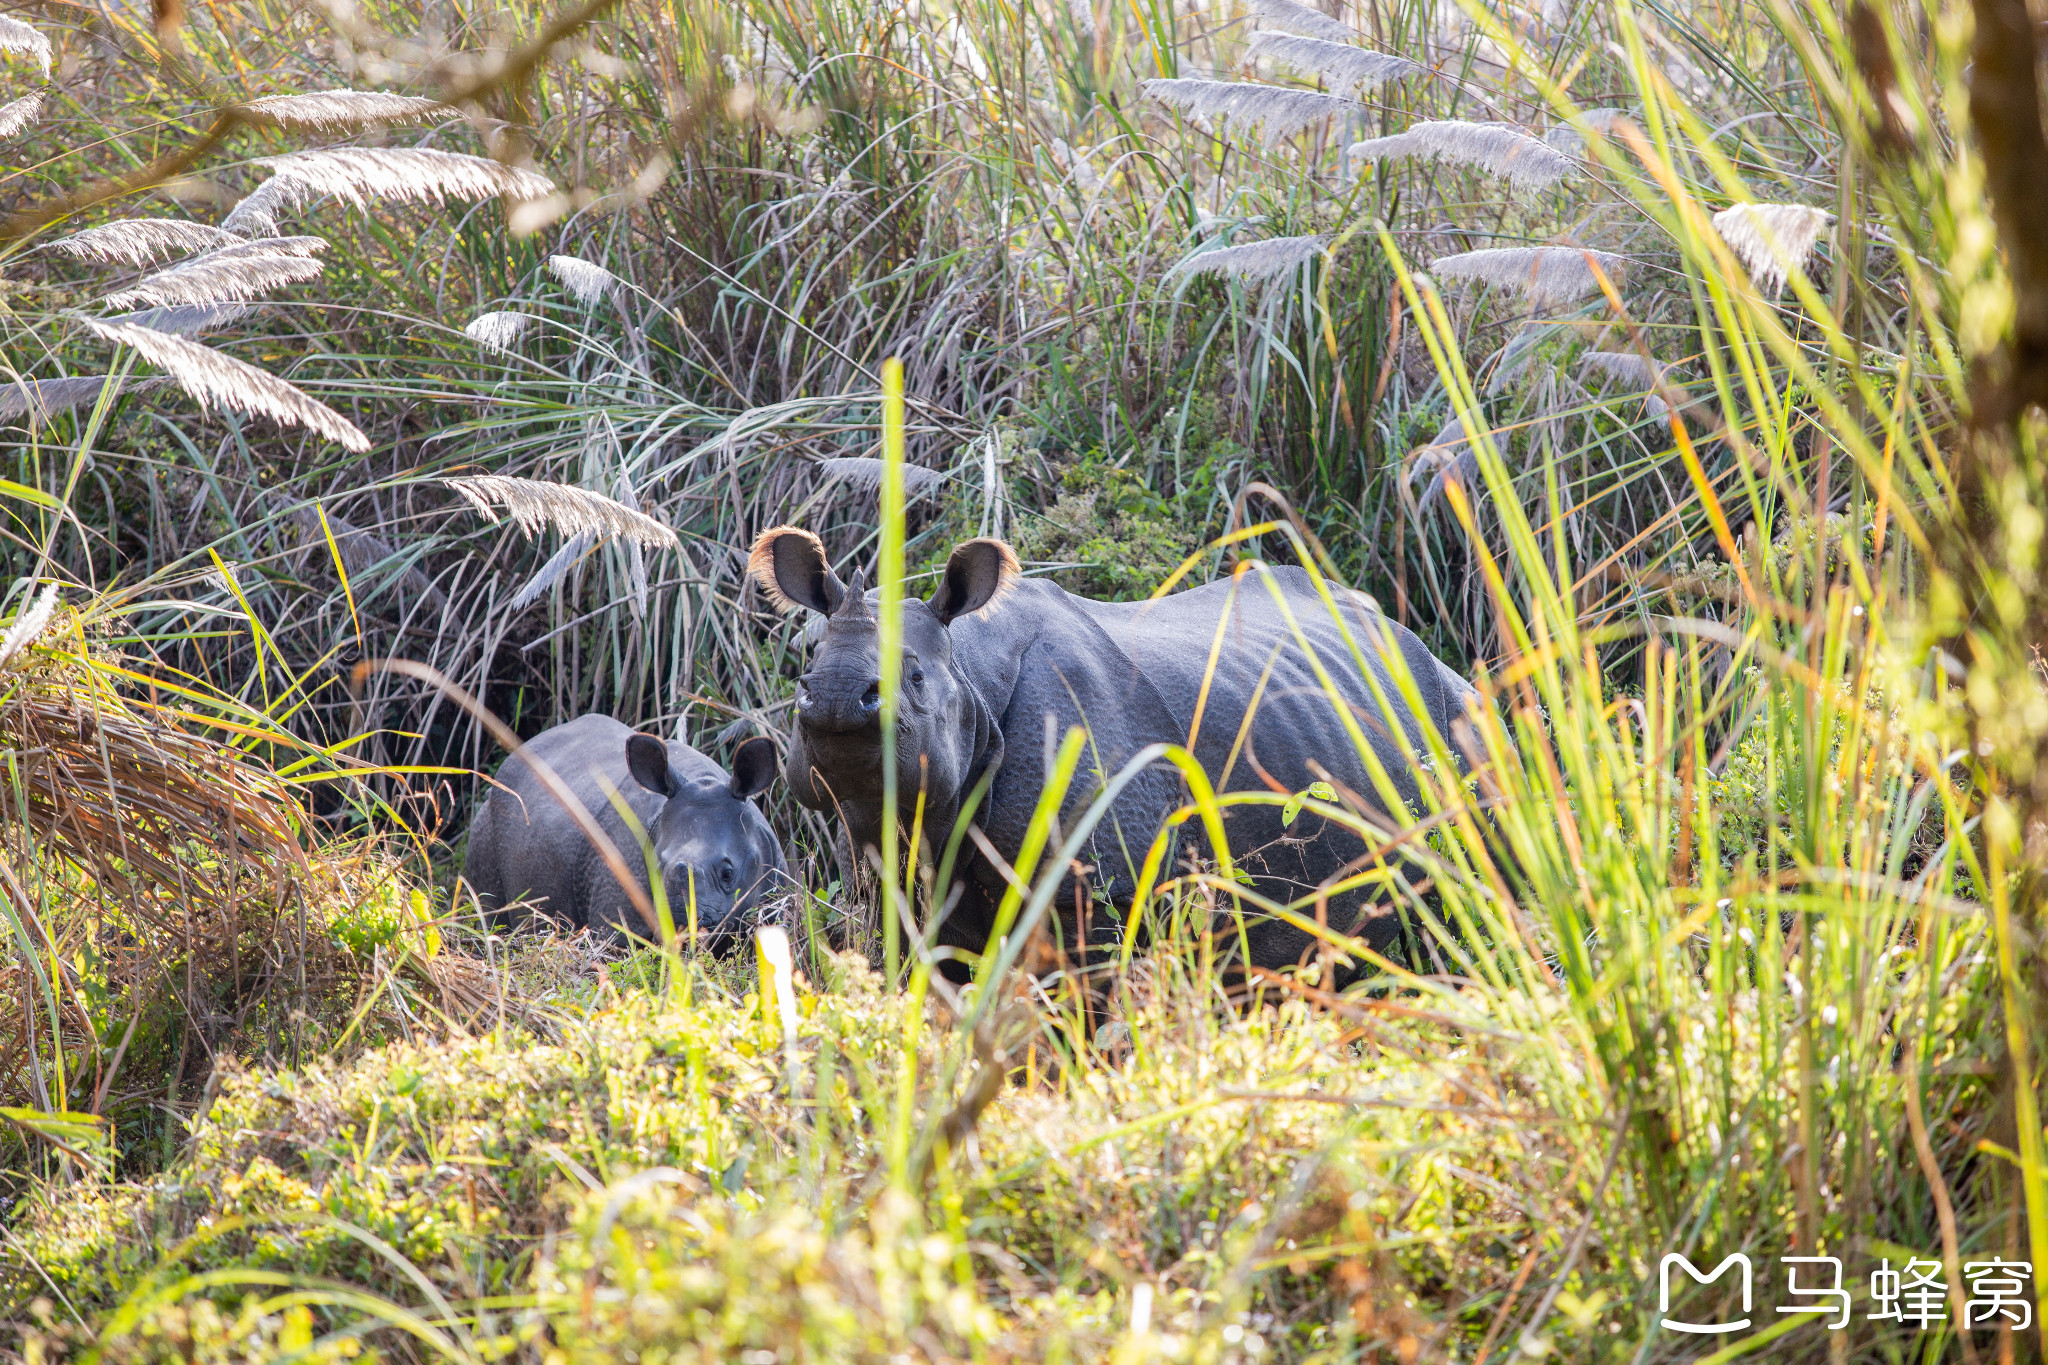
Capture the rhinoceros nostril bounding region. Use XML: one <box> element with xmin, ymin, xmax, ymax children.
<box><xmin>861</xmin><ymin>682</ymin><xmax>881</xmax><ymax>712</ymax></box>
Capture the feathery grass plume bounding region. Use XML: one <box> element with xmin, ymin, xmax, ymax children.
<box><xmin>1171</xmin><ymin>233</ymin><xmax>1328</xmax><ymax>284</ymax></box>
<box><xmin>1349</xmin><ymin>120</ymin><xmax>1578</xmax><ymax>188</ymax></box>
<box><xmin>1582</xmin><ymin>350</ymin><xmax>1680</xmax><ymax>421</ymax></box>
<box><xmin>0</xmin><ymin>375</ymin><xmax>164</xmax><ymax>425</ymax></box>
<box><xmin>221</xmin><ymin>178</ymin><xmax>288</xmax><ymax>237</ymax></box>
<box><xmin>79</xmin><ymin>317</ymin><xmax>371</xmax><ymax>451</ymax></box>
<box><xmin>818</xmin><ymin>456</ymin><xmax>946</xmax><ymax>494</ymax></box>
<box><xmin>0</xmin><ymin>89</ymin><xmax>44</xmax><ymax>138</ymax></box>
<box><xmin>1245</xmin><ymin>33</ymin><xmax>1420</xmax><ymax>97</ymax></box>
<box><xmin>1542</xmin><ymin>108</ymin><xmax>1631</xmax><ymax>156</ymax></box>
<box><xmin>465</xmin><ymin>310</ymin><xmax>533</xmax><ymax>353</ymax></box>
<box><xmin>1430</xmin><ymin>246</ymin><xmax>1625</xmax><ymax>307</ymax></box>
<box><xmin>105</xmin><ymin>301</ymin><xmax>255</xmax><ymax>336</ymax></box>
<box><xmin>1712</xmin><ymin>202</ymin><xmax>1832</xmax><ymax>295</ymax></box>
<box><xmin>97</xmin><ymin>237</ymin><xmax>328</xmax><ymax>310</ymax></box>
<box><xmin>442</xmin><ymin>475</ymin><xmax>679</xmax><ymax>550</ymax></box>
<box><xmin>1139</xmin><ymin>78</ymin><xmax>1354</xmax><ymax>144</ymax></box>
<box><xmin>239</xmin><ymin>91</ymin><xmax>448</xmax><ymax>131</ymax></box>
<box><xmin>46</xmin><ymin>219</ymin><xmax>244</xmax><ymax>266</ymax></box>
<box><xmin>240</xmin><ymin>149</ymin><xmax>555</xmax><ymax>226</ymax></box>
<box><xmin>1579</xmin><ymin>350</ymin><xmax>1669</xmax><ymax>389</ymax></box>
<box><xmin>548</xmin><ymin>254</ymin><xmax>620</xmax><ymax>304</ymax></box>
<box><xmin>1068</xmin><ymin>0</ymin><xmax>1096</xmax><ymax>39</ymax></box>
<box><xmin>0</xmin><ymin>583</ymin><xmax>57</xmax><ymax>672</ymax></box>
<box><xmin>0</xmin><ymin>15</ymin><xmax>51</xmax><ymax>77</ymax></box>
<box><xmin>508</xmin><ymin>532</ymin><xmax>596</xmax><ymax>611</ymax></box>
<box><xmin>1246</xmin><ymin>0</ymin><xmax>1356</xmax><ymax>43</ymax></box>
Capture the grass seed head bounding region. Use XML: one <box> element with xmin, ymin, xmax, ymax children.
<box><xmin>1349</xmin><ymin>119</ymin><xmax>1580</xmax><ymax>189</ymax></box>
<box><xmin>239</xmin><ymin>90</ymin><xmax>449</xmax><ymax>131</ymax></box>
<box><xmin>221</xmin><ymin>177</ymin><xmax>290</xmax><ymax>237</ymax></box>
<box><xmin>1579</xmin><ymin>350</ymin><xmax>1668</xmax><ymax>389</ymax></box>
<box><xmin>1245</xmin><ymin>33</ymin><xmax>1420</xmax><ymax>97</ymax></box>
<box><xmin>548</xmin><ymin>254</ymin><xmax>620</xmax><ymax>304</ymax></box>
<box><xmin>443</xmin><ymin>474</ymin><xmax>679</xmax><ymax>550</ymax></box>
<box><xmin>238</xmin><ymin>148</ymin><xmax>556</xmax><ymax>227</ymax></box>
<box><xmin>0</xmin><ymin>374</ymin><xmax>163</xmax><ymax>426</ymax></box>
<box><xmin>1246</xmin><ymin>0</ymin><xmax>1357</xmax><ymax>43</ymax></box>
<box><xmin>0</xmin><ymin>89</ymin><xmax>44</xmax><ymax>138</ymax></box>
<box><xmin>1712</xmin><ymin>202</ymin><xmax>1832</xmax><ymax>295</ymax></box>
<box><xmin>102</xmin><ymin>301</ymin><xmax>257</xmax><ymax>336</ymax></box>
<box><xmin>79</xmin><ymin>317</ymin><xmax>371</xmax><ymax>451</ymax></box>
<box><xmin>1139</xmin><ymin>78</ymin><xmax>1355</xmax><ymax>144</ymax></box>
<box><xmin>46</xmin><ymin>219</ymin><xmax>244</xmax><ymax>266</ymax></box>
<box><xmin>1429</xmin><ymin>245</ymin><xmax>1625</xmax><ymax>307</ymax></box>
<box><xmin>0</xmin><ymin>582</ymin><xmax>58</xmax><ymax>671</ymax></box>
<box><xmin>1172</xmin><ymin>233</ymin><xmax>1329</xmax><ymax>284</ymax></box>
<box><xmin>506</xmin><ymin>532</ymin><xmax>598</xmax><ymax>610</ymax></box>
<box><xmin>465</xmin><ymin>310</ymin><xmax>534</xmax><ymax>353</ymax></box>
<box><xmin>0</xmin><ymin>14</ymin><xmax>51</xmax><ymax>76</ymax></box>
<box><xmin>817</xmin><ymin>456</ymin><xmax>946</xmax><ymax>493</ymax></box>
<box><xmin>97</xmin><ymin>237</ymin><xmax>328</xmax><ymax>310</ymax></box>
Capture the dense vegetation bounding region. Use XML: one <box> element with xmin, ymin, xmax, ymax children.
<box><xmin>0</xmin><ymin>0</ymin><xmax>2040</xmax><ymax>1358</ymax></box>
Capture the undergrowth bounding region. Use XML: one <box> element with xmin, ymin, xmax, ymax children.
<box><xmin>0</xmin><ymin>0</ymin><xmax>2038</xmax><ymax>1359</ymax></box>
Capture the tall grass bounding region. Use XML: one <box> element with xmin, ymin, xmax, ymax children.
<box><xmin>0</xmin><ymin>0</ymin><xmax>2039</xmax><ymax>1358</ymax></box>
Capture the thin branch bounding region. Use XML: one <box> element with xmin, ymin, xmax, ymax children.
<box><xmin>439</xmin><ymin>0</ymin><xmax>624</xmax><ymax>105</ymax></box>
<box><xmin>0</xmin><ymin>112</ymin><xmax>240</xmax><ymax>244</ymax></box>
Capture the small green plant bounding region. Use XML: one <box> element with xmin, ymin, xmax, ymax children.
<box><xmin>1011</xmin><ymin>456</ymin><xmax>1213</xmax><ymax>599</ymax></box>
<box><xmin>327</xmin><ymin>882</ymin><xmax>408</xmax><ymax>959</ymax></box>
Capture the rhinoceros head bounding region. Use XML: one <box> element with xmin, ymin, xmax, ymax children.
<box><xmin>620</xmin><ymin>732</ymin><xmax>782</xmax><ymax>938</ymax></box>
<box><xmin>749</xmin><ymin>526</ymin><xmax>1015</xmax><ymax>849</ymax></box>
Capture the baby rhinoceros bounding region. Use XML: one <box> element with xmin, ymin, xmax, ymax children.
<box><xmin>463</xmin><ymin>714</ymin><xmax>785</xmax><ymax>944</ymax></box>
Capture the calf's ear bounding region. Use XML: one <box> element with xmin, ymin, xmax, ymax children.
<box><xmin>929</xmin><ymin>538</ymin><xmax>1020</xmax><ymax>625</ymax></box>
<box><xmin>749</xmin><ymin>526</ymin><xmax>846</xmax><ymax>615</ymax></box>
<box><xmin>625</xmin><ymin>734</ymin><xmax>674</xmax><ymax>795</ymax></box>
<box><xmin>728</xmin><ymin>736</ymin><xmax>780</xmax><ymax>800</ymax></box>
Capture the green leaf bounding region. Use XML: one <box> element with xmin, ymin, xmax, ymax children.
<box><xmin>0</xmin><ymin>479</ymin><xmax>64</xmax><ymax>511</ymax></box>
<box><xmin>0</xmin><ymin>1105</ymin><xmax>111</xmax><ymax>1173</ymax></box>
<box><xmin>1282</xmin><ymin>781</ymin><xmax>1338</xmax><ymax>827</ymax></box>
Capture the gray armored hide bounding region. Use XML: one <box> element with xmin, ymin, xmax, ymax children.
<box><xmin>463</xmin><ymin>714</ymin><xmax>785</xmax><ymax>944</ymax></box>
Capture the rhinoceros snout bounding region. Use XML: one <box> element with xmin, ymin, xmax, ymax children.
<box><xmin>797</xmin><ymin>671</ymin><xmax>883</xmax><ymax>733</ymax></box>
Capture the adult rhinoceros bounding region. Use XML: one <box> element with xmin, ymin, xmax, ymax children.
<box><xmin>749</xmin><ymin>527</ymin><xmax>1477</xmax><ymax>972</ymax></box>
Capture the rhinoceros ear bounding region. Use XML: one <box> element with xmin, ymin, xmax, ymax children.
<box><xmin>929</xmin><ymin>538</ymin><xmax>1020</xmax><ymax>625</ymax></box>
<box><xmin>748</xmin><ymin>526</ymin><xmax>846</xmax><ymax>615</ymax></box>
<box><xmin>727</xmin><ymin>736</ymin><xmax>780</xmax><ymax>800</ymax></box>
<box><xmin>625</xmin><ymin>733</ymin><xmax>675</xmax><ymax>795</ymax></box>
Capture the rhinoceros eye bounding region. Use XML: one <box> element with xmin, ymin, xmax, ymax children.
<box><xmin>909</xmin><ymin>668</ymin><xmax>926</xmax><ymax>687</ymax></box>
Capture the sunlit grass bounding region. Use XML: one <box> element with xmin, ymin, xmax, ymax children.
<box><xmin>0</xmin><ymin>0</ymin><xmax>2039</xmax><ymax>1358</ymax></box>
